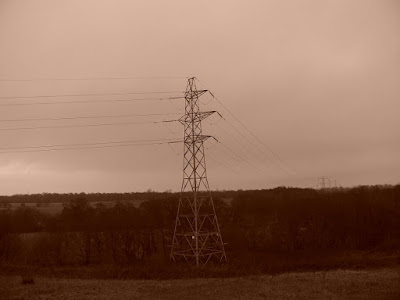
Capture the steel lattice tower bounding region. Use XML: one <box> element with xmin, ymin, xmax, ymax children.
<box><xmin>170</xmin><ymin>77</ymin><xmax>227</xmax><ymax>266</ymax></box>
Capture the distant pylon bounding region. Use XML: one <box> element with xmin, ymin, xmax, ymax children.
<box><xmin>317</xmin><ymin>176</ymin><xmax>332</xmax><ymax>189</ymax></box>
<box><xmin>170</xmin><ymin>77</ymin><xmax>226</xmax><ymax>266</ymax></box>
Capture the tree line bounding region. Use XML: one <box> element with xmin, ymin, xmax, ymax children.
<box><xmin>0</xmin><ymin>185</ymin><xmax>399</xmax><ymax>275</ymax></box>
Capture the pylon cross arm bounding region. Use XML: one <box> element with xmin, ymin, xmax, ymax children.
<box><xmin>179</xmin><ymin>111</ymin><xmax>216</xmax><ymax>124</ymax></box>
<box><xmin>185</xmin><ymin>135</ymin><xmax>212</xmax><ymax>143</ymax></box>
<box><xmin>184</xmin><ymin>89</ymin><xmax>208</xmax><ymax>99</ymax></box>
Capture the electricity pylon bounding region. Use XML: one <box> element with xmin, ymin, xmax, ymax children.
<box><xmin>317</xmin><ymin>177</ymin><xmax>339</xmax><ymax>189</ymax></box>
<box><xmin>318</xmin><ymin>177</ymin><xmax>332</xmax><ymax>189</ymax></box>
<box><xmin>170</xmin><ymin>77</ymin><xmax>226</xmax><ymax>266</ymax></box>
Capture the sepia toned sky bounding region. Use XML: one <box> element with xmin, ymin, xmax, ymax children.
<box><xmin>0</xmin><ymin>0</ymin><xmax>399</xmax><ymax>195</ymax></box>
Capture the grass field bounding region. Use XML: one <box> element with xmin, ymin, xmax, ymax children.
<box><xmin>0</xmin><ymin>268</ymin><xmax>399</xmax><ymax>299</ymax></box>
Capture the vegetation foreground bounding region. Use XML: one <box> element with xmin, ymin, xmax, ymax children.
<box><xmin>0</xmin><ymin>268</ymin><xmax>399</xmax><ymax>300</ymax></box>
<box><xmin>1</xmin><ymin>185</ymin><xmax>399</xmax><ymax>298</ymax></box>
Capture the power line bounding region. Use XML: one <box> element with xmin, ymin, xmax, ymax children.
<box><xmin>216</xmin><ymin>141</ymin><xmax>273</xmax><ymax>184</ymax></box>
<box><xmin>207</xmin><ymin>152</ymin><xmax>267</xmax><ymax>189</ymax></box>
<box><xmin>0</xmin><ymin>112</ymin><xmax>181</xmax><ymax>123</ymax></box>
<box><xmin>0</xmin><ymin>76</ymin><xmax>189</xmax><ymax>82</ymax></box>
<box><xmin>213</xmin><ymin>94</ymin><xmax>296</xmax><ymax>175</ymax></box>
<box><xmin>217</xmin><ymin>114</ymin><xmax>292</xmax><ymax>176</ymax></box>
<box><xmin>0</xmin><ymin>96</ymin><xmax>184</xmax><ymax>107</ymax></box>
<box><xmin>0</xmin><ymin>119</ymin><xmax>178</xmax><ymax>131</ymax></box>
<box><xmin>211</xmin><ymin>117</ymin><xmax>285</xmax><ymax>184</ymax></box>
<box><xmin>0</xmin><ymin>91</ymin><xmax>183</xmax><ymax>100</ymax></box>
<box><xmin>206</xmin><ymin>153</ymin><xmax>240</xmax><ymax>175</ymax></box>
<box><xmin>195</xmin><ymin>77</ymin><xmax>295</xmax><ymax>176</ymax></box>
<box><xmin>207</xmin><ymin>143</ymin><xmax>242</xmax><ymax>172</ymax></box>
<box><xmin>0</xmin><ymin>139</ymin><xmax>182</xmax><ymax>155</ymax></box>
<box><xmin>213</xmin><ymin>119</ymin><xmax>266</xmax><ymax>163</ymax></box>
<box><xmin>0</xmin><ymin>138</ymin><xmax>181</xmax><ymax>151</ymax></box>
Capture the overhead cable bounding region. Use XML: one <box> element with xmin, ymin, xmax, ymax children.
<box><xmin>0</xmin><ymin>76</ymin><xmax>188</xmax><ymax>82</ymax></box>
<box><xmin>0</xmin><ymin>119</ymin><xmax>178</xmax><ymax>131</ymax></box>
<box><xmin>0</xmin><ymin>91</ymin><xmax>184</xmax><ymax>100</ymax></box>
<box><xmin>0</xmin><ymin>138</ymin><xmax>182</xmax><ymax>154</ymax></box>
<box><xmin>0</xmin><ymin>96</ymin><xmax>184</xmax><ymax>107</ymax></box>
<box><xmin>0</xmin><ymin>112</ymin><xmax>181</xmax><ymax>123</ymax></box>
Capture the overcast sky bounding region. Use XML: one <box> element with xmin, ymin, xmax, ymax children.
<box><xmin>0</xmin><ymin>0</ymin><xmax>399</xmax><ymax>195</ymax></box>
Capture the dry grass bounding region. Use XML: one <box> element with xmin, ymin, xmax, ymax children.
<box><xmin>0</xmin><ymin>268</ymin><xmax>399</xmax><ymax>300</ymax></box>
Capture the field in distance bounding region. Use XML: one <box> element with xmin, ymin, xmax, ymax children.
<box><xmin>1</xmin><ymin>268</ymin><xmax>399</xmax><ymax>300</ymax></box>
